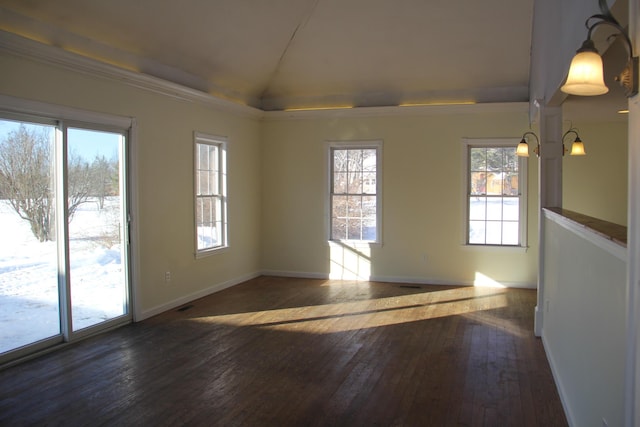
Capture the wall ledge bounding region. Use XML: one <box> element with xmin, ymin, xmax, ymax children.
<box><xmin>543</xmin><ymin>207</ymin><xmax>627</xmax><ymax>260</ymax></box>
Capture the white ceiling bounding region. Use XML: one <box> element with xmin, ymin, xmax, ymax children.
<box><xmin>0</xmin><ymin>0</ymin><xmax>535</xmax><ymax>111</ymax></box>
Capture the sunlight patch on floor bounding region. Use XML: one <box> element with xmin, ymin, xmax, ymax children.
<box><xmin>461</xmin><ymin>310</ymin><xmax>529</xmax><ymax>338</ymax></box>
<box><xmin>191</xmin><ymin>286</ymin><xmax>519</xmax><ymax>335</ymax></box>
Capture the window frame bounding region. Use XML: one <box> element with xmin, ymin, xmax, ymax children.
<box><xmin>194</xmin><ymin>132</ymin><xmax>228</xmax><ymax>257</ymax></box>
<box><xmin>462</xmin><ymin>138</ymin><xmax>528</xmax><ymax>248</ymax></box>
<box><xmin>327</xmin><ymin>140</ymin><xmax>383</xmax><ymax>245</ymax></box>
<box><xmin>0</xmin><ymin>94</ymin><xmax>134</xmax><ymax>364</ymax></box>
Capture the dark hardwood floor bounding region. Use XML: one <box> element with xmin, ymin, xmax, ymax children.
<box><xmin>0</xmin><ymin>276</ymin><xmax>567</xmax><ymax>426</ymax></box>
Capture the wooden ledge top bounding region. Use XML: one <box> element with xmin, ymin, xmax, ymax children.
<box><xmin>544</xmin><ymin>207</ymin><xmax>627</xmax><ymax>247</ymax></box>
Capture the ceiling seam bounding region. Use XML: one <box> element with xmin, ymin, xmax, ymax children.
<box><xmin>258</xmin><ymin>0</ymin><xmax>320</xmax><ymax>107</ymax></box>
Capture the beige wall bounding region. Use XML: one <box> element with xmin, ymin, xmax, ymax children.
<box><xmin>0</xmin><ymin>49</ymin><xmax>542</xmax><ymax>323</ymax></box>
<box><xmin>562</xmin><ymin>120</ymin><xmax>628</xmax><ymax>226</ymax></box>
<box><xmin>261</xmin><ymin>108</ymin><xmax>539</xmax><ymax>287</ymax></box>
<box><xmin>0</xmin><ymin>52</ymin><xmax>263</xmax><ymax>318</ymax></box>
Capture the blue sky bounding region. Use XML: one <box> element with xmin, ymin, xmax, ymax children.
<box><xmin>68</xmin><ymin>128</ymin><xmax>121</xmax><ymax>161</ymax></box>
<box><xmin>0</xmin><ymin>119</ymin><xmax>121</xmax><ymax>161</ymax></box>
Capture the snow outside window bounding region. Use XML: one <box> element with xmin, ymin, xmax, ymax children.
<box><xmin>195</xmin><ymin>133</ymin><xmax>227</xmax><ymax>255</ymax></box>
<box><xmin>464</xmin><ymin>139</ymin><xmax>527</xmax><ymax>247</ymax></box>
<box><xmin>329</xmin><ymin>142</ymin><xmax>382</xmax><ymax>243</ymax></box>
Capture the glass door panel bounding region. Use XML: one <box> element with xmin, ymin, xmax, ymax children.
<box><xmin>67</xmin><ymin>128</ymin><xmax>128</xmax><ymax>331</ymax></box>
<box><xmin>0</xmin><ymin>114</ymin><xmax>131</xmax><ymax>364</ymax></box>
<box><xmin>0</xmin><ymin>120</ymin><xmax>61</xmax><ymax>354</ymax></box>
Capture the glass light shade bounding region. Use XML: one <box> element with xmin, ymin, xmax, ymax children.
<box><xmin>570</xmin><ymin>141</ymin><xmax>586</xmax><ymax>156</ymax></box>
<box><xmin>561</xmin><ymin>50</ymin><xmax>609</xmax><ymax>95</ymax></box>
<box><xmin>516</xmin><ymin>140</ymin><xmax>529</xmax><ymax>157</ymax></box>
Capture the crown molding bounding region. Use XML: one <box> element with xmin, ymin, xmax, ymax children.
<box><xmin>0</xmin><ymin>30</ymin><xmax>530</xmax><ymax>121</ymax></box>
<box><xmin>262</xmin><ymin>102</ymin><xmax>529</xmax><ymax>121</ymax></box>
<box><xmin>0</xmin><ymin>30</ymin><xmax>264</xmax><ymax>119</ymax></box>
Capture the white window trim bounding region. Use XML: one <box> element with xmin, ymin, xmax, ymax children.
<box><xmin>326</xmin><ymin>139</ymin><xmax>383</xmax><ymax>246</ymax></box>
<box><xmin>194</xmin><ymin>131</ymin><xmax>228</xmax><ymax>258</ymax></box>
<box><xmin>0</xmin><ymin>97</ymin><xmax>136</xmax><ymax>360</ymax></box>
<box><xmin>461</xmin><ymin>137</ymin><xmax>528</xmax><ymax>248</ymax></box>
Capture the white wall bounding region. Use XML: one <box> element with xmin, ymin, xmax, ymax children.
<box><xmin>0</xmin><ymin>43</ymin><xmax>543</xmax><ymax>324</ymax></box>
<box><xmin>542</xmin><ymin>210</ymin><xmax>626</xmax><ymax>427</ymax></box>
<box><xmin>563</xmin><ymin>120</ymin><xmax>628</xmax><ymax>225</ymax></box>
<box><xmin>0</xmin><ymin>50</ymin><xmax>263</xmax><ymax>319</ymax></box>
<box><xmin>261</xmin><ymin>106</ymin><xmax>539</xmax><ymax>287</ymax></box>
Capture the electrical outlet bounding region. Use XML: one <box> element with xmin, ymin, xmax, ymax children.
<box><xmin>164</xmin><ymin>271</ymin><xmax>171</xmax><ymax>282</ymax></box>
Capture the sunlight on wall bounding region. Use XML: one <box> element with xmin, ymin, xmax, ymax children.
<box><xmin>474</xmin><ymin>272</ymin><xmax>506</xmax><ymax>288</ymax></box>
<box><xmin>329</xmin><ymin>241</ymin><xmax>371</xmax><ymax>280</ymax></box>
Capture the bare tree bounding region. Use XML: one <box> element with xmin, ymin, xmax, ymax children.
<box><xmin>89</xmin><ymin>154</ymin><xmax>118</xmax><ymax>210</ymax></box>
<box><xmin>0</xmin><ymin>125</ymin><xmax>54</xmax><ymax>242</ymax></box>
<box><xmin>331</xmin><ymin>148</ymin><xmax>377</xmax><ymax>240</ymax></box>
<box><xmin>67</xmin><ymin>152</ymin><xmax>93</xmax><ymax>221</ymax></box>
<box><xmin>0</xmin><ymin>124</ymin><xmax>96</xmax><ymax>242</ymax></box>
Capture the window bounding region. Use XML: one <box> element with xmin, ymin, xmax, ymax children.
<box><xmin>195</xmin><ymin>132</ymin><xmax>227</xmax><ymax>255</ymax></box>
<box><xmin>0</xmin><ymin>96</ymin><xmax>132</xmax><ymax>365</ymax></box>
<box><xmin>464</xmin><ymin>139</ymin><xmax>527</xmax><ymax>246</ymax></box>
<box><xmin>329</xmin><ymin>141</ymin><xmax>382</xmax><ymax>243</ymax></box>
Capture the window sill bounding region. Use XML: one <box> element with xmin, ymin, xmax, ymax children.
<box><xmin>461</xmin><ymin>244</ymin><xmax>529</xmax><ymax>253</ymax></box>
<box><xmin>195</xmin><ymin>245</ymin><xmax>230</xmax><ymax>259</ymax></box>
<box><xmin>328</xmin><ymin>240</ymin><xmax>382</xmax><ymax>249</ymax></box>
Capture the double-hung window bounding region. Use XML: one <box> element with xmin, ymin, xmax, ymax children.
<box><xmin>194</xmin><ymin>132</ymin><xmax>227</xmax><ymax>255</ymax></box>
<box><xmin>329</xmin><ymin>141</ymin><xmax>382</xmax><ymax>243</ymax></box>
<box><xmin>464</xmin><ymin>138</ymin><xmax>527</xmax><ymax>246</ymax></box>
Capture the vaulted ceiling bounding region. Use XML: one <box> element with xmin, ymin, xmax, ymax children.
<box><xmin>0</xmin><ymin>0</ymin><xmax>535</xmax><ymax>111</ymax></box>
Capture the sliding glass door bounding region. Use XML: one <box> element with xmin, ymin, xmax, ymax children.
<box><xmin>0</xmin><ymin>116</ymin><xmax>131</xmax><ymax>362</ymax></box>
<box><xmin>0</xmin><ymin>120</ymin><xmax>60</xmax><ymax>353</ymax></box>
<box><xmin>66</xmin><ymin>126</ymin><xmax>129</xmax><ymax>332</ymax></box>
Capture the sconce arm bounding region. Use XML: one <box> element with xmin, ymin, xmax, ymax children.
<box><xmin>584</xmin><ymin>15</ymin><xmax>634</xmax><ymax>58</ymax></box>
<box><xmin>582</xmin><ymin>6</ymin><xmax>638</xmax><ymax>97</ymax></box>
<box><xmin>562</xmin><ymin>129</ymin><xmax>580</xmax><ymax>142</ymax></box>
<box><xmin>522</xmin><ymin>131</ymin><xmax>539</xmax><ymax>144</ymax></box>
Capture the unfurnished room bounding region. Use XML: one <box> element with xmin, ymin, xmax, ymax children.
<box><xmin>0</xmin><ymin>0</ymin><xmax>639</xmax><ymax>426</ymax></box>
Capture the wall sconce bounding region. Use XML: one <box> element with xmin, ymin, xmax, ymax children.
<box><xmin>516</xmin><ymin>129</ymin><xmax>586</xmax><ymax>157</ymax></box>
<box><xmin>562</xmin><ymin>128</ymin><xmax>587</xmax><ymax>156</ymax></box>
<box><xmin>516</xmin><ymin>131</ymin><xmax>540</xmax><ymax>157</ymax></box>
<box><xmin>561</xmin><ymin>1</ymin><xmax>638</xmax><ymax>97</ymax></box>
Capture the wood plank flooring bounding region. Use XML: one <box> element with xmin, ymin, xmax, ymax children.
<box><xmin>0</xmin><ymin>276</ymin><xmax>568</xmax><ymax>426</ymax></box>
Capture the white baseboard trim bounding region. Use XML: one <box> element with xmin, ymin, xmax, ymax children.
<box><xmin>534</xmin><ymin>306</ymin><xmax>543</xmax><ymax>337</ymax></box>
<box><xmin>372</xmin><ymin>274</ymin><xmax>473</xmax><ymax>287</ymax></box>
<box><xmin>369</xmin><ymin>276</ymin><xmax>473</xmax><ymax>286</ymax></box>
<box><xmin>261</xmin><ymin>270</ymin><xmax>535</xmax><ymax>289</ymax></box>
<box><xmin>371</xmin><ymin>275</ymin><xmax>534</xmax><ymax>289</ymax></box>
<box><xmin>138</xmin><ymin>271</ymin><xmax>261</xmax><ymax>321</ymax></box>
<box><xmin>261</xmin><ymin>270</ymin><xmax>330</xmax><ymax>280</ymax></box>
<box><xmin>541</xmin><ymin>333</ymin><xmax>575</xmax><ymax>427</ymax></box>
<box><xmin>137</xmin><ymin>270</ymin><xmax>535</xmax><ymax>321</ymax></box>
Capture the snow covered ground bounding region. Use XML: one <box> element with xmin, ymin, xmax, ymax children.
<box><xmin>0</xmin><ymin>198</ymin><xmax>126</xmax><ymax>354</ymax></box>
